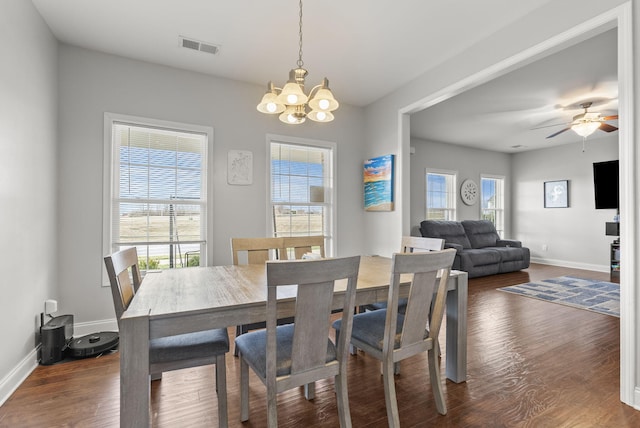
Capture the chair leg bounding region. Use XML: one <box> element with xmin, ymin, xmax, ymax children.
<box><xmin>234</xmin><ymin>325</ymin><xmax>246</xmax><ymax>357</ymax></box>
<box><xmin>335</xmin><ymin>372</ymin><xmax>352</xmax><ymax>428</ymax></box>
<box><xmin>380</xmin><ymin>361</ymin><xmax>401</xmax><ymax>375</ymax></box>
<box><xmin>215</xmin><ymin>354</ymin><xmax>228</xmax><ymax>428</ymax></box>
<box><xmin>304</xmin><ymin>382</ymin><xmax>315</xmax><ymax>400</ymax></box>
<box><xmin>428</xmin><ymin>348</ymin><xmax>447</xmax><ymax>415</ymax></box>
<box><xmin>382</xmin><ymin>358</ymin><xmax>401</xmax><ymax>428</ymax></box>
<box><xmin>267</xmin><ymin>384</ymin><xmax>278</xmax><ymax>428</ymax></box>
<box><xmin>239</xmin><ymin>355</ymin><xmax>250</xmax><ymax>422</ymax></box>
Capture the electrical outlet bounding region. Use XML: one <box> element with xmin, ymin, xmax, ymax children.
<box><xmin>542</xmin><ymin>244</ymin><xmax>548</xmax><ymax>251</ymax></box>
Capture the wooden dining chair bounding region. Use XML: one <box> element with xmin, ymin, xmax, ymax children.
<box><xmin>363</xmin><ymin>236</ymin><xmax>445</xmax><ymax>312</ymax></box>
<box><xmin>104</xmin><ymin>248</ymin><xmax>230</xmax><ymax>427</ymax></box>
<box><xmin>282</xmin><ymin>235</ymin><xmax>325</xmax><ymax>260</ymax></box>
<box><xmin>230</xmin><ymin>237</ymin><xmax>295</xmax><ymax>355</ymax></box>
<box><xmin>359</xmin><ymin>236</ymin><xmax>446</xmax><ymax>370</ymax></box>
<box><xmin>235</xmin><ymin>256</ymin><xmax>361</xmax><ymax>428</ymax></box>
<box><xmin>333</xmin><ymin>249</ymin><xmax>456</xmax><ymax>427</ymax></box>
<box><xmin>231</xmin><ymin>237</ymin><xmax>287</xmax><ymax>265</ymax></box>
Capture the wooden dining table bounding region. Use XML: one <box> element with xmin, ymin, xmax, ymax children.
<box><xmin>119</xmin><ymin>255</ymin><xmax>468</xmax><ymax>427</ymax></box>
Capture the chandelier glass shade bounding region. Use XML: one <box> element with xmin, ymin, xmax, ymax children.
<box><xmin>256</xmin><ymin>0</ymin><xmax>339</xmax><ymax>124</ymax></box>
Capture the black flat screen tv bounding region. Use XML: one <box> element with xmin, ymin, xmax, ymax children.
<box><xmin>593</xmin><ymin>160</ymin><xmax>619</xmax><ymax>209</ymax></box>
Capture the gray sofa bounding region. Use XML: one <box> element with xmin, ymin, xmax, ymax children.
<box><xmin>420</xmin><ymin>220</ymin><xmax>530</xmax><ymax>278</ymax></box>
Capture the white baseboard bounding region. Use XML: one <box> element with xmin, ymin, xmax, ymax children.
<box><xmin>530</xmin><ymin>257</ymin><xmax>609</xmax><ymax>273</ymax></box>
<box><xmin>0</xmin><ymin>348</ymin><xmax>39</xmax><ymax>407</ymax></box>
<box><xmin>0</xmin><ymin>318</ymin><xmax>119</xmax><ymax>407</ymax></box>
<box><xmin>73</xmin><ymin>318</ymin><xmax>119</xmax><ymax>337</ymax></box>
<box><xmin>634</xmin><ymin>387</ymin><xmax>640</xmax><ymax>410</ymax></box>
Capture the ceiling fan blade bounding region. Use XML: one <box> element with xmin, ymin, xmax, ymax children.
<box><xmin>546</xmin><ymin>127</ymin><xmax>571</xmax><ymax>139</ymax></box>
<box><xmin>530</xmin><ymin>122</ymin><xmax>569</xmax><ymax>130</ymax></box>
<box><xmin>601</xmin><ymin>115</ymin><xmax>618</xmax><ymax>121</ymax></box>
<box><xmin>599</xmin><ymin>123</ymin><xmax>618</xmax><ymax>133</ymax></box>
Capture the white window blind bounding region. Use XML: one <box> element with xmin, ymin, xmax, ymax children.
<box><xmin>105</xmin><ymin>116</ymin><xmax>209</xmax><ymax>270</ymax></box>
<box><xmin>269</xmin><ymin>138</ymin><xmax>335</xmax><ymax>256</ymax></box>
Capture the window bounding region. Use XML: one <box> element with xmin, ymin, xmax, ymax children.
<box><xmin>103</xmin><ymin>114</ymin><xmax>212</xmax><ymax>272</ymax></box>
<box><xmin>426</xmin><ymin>170</ymin><xmax>457</xmax><ymax>220</ymax></box>
<box><xmin>268</xmin><ymin>136</ymin><xmax>335</xmax><ymax>256</ymax></box>
<box><xmin>481</xmin><ymin>175</ymin><xmax>505</xmax><ymax>236</ymax></box>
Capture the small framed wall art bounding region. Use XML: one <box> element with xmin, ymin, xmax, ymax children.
<box><xmin>227</xmin><ymin>150</ymin><xmax>253</xmax><ymax>185</ymax></box>
<box><xmin>544</xmin><ymin>179</ymin><xmax>569</xmax><ymax>208</ymax></box>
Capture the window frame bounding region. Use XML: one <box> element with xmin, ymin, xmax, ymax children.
<box><xmin>266</xmin><ymin>134</ymin><xmax>336</xmax><ymax>257</ymax></box>
<box><xmin>102</xmin><ymin>113</ymin><xmax>213</xmax><ymax>285</ymax></box>
<box><xmin>425</xmin><ymin>168</ymin><xmax>458</xmax><ymax>221</ymax></box>
<box><xmin>480</xmin><ymin>174</ymin><xmax>505</xmax><ymax>237</ymax></box>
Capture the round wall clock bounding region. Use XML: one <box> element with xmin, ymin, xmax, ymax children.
<box><xmin>460</xmin><ymin>179</ymin><xmax>478</xmax><ymax>205</ymax></box>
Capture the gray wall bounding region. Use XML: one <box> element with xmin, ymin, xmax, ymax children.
<box><xmin>409</xmin><ymin>139</ymin><xmax>512</xmax><ymax>234</ymax></box>
<box><xmin>57</xmin><ymin>44</ymin><xmax>368</xmax><ymax>326</ymax></box>
<box><xmin>512</xmin><ymin>134</ymin><xmax>618</xmax><ymax>270</ymax></box>
<box><xmin>0</xmin><ymin>0</ymin><xmax>58</xmax><ymax>397</ymax></box>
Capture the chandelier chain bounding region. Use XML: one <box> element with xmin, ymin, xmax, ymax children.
<box><xmin>297</xmin><ymin>0</ymin><xmax>304</xmax><ymax>68</ymax></box>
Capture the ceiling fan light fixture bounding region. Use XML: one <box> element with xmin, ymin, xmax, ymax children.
<box><xmin>571</xmin><ymin>121</ymin><xmax>601</xmax><ymax>137</ymax></box>
<box><xmin>257</xmin><ymin>0</ymin><xmax>338</xmax><ymax>125</ymax></box>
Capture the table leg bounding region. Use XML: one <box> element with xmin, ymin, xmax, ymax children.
<box><xmin>120</xmin><ymin>314</ymin><xmax>151</xmax><ymax>427</ymax></box>
<box><xmin>445</xmin><ymin>272</ymin><xmax>468</xmax><ymax>383</ymax></box>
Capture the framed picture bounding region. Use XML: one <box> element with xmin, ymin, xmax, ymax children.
<box><xmin>227</xmin><ymin>150</ymin><xmax>253</xmax><ymax>185</ymax></box>
<box><xmin>364</xmin><ymin>154</ymin><xmax>394</xmax><ymax>211</ymax></box>
<box><xmin>544</xmin><ymin>180</ymin><xmax>569</xmax><ymax>208</ymax></box>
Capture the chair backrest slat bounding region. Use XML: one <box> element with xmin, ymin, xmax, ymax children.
<box><xmin>400</xmin><ymin>236</ymin><xmax>444</xmax><ymax>253</ymax></box>
<box><xmin>266</xmin><ymin>256</ymin><xmax>360</xmax><ymax>378</ymax></box>
<box><xmin>291</xmin><ymin>280</ymin><xmax>335</xmax><ymax>372</ymax></box>
<box><xmin>104</xmin><ymin>248</ymin><xmax>142</xmax><ymax>327</ymax></box>
<box><xmin>385</xmin><ymin>249</ymin><xmax>456</xmax><ymax>354</ymax></box>
<box><xmin>282</xmin><ymin>236</ymin><xmax>326</xmax><ymax>259</ymax></box>
<box><xmin>231</xmin><ymin>237</ymin><xmax>287</xmax><ymax>265</ymax></box>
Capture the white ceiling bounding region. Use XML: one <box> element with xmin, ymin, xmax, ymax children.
<box><xmin>31</xmin><ymin>1</ymin><xmax>617</xmax><ymax>153</ymax></box>
<box><xmin>32</xmin><ymin>0</ymin><xmax>557</xmax><ymax>107</ymax></box>
<box><xmin>410</xmin><ymin>28</ymin><xmax>618</xmax><ymax>153</ymax></box>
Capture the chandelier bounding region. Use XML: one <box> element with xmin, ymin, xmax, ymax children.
<box><xmin>256</xmin><ymin>0</ymin><xmax>339</xmax><ymax>124</ymax></box>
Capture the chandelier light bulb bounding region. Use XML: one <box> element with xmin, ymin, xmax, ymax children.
<box><xmin>266</xmin><ymin>102</ymin><xmax>277</xmax><ymax>113</ymax></box>
<box><xmin>318</xmin><ymin>99</ymin><xmax>330</xmax><ymax>110</ymax></box>
<box><xmin>287</xmin><ymin>94</ymin><xmax>299</xmax><ymax>104</ymax></box>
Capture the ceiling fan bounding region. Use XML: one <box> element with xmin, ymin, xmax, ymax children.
<box><xmin>545</xmin><ymin>102</ymin><xmax>618</xmax><ymax>139</ymax></box>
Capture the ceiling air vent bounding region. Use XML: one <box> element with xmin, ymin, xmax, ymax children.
<box><xmin>180</xmin><ymin>36</ymin><xmax>220</xmax><ymax>55</ymax></box>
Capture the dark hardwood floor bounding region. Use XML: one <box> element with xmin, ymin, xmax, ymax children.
<box><xmin>1</xmin><ymin>263</ymin><xmax>637</xmax><ymax>427</ymax></box>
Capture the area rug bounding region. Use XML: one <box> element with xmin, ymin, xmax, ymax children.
<box><xmin>498</xmin><ymin>275</ymin><xmax>619</xmax><ymax>317</ymax></box>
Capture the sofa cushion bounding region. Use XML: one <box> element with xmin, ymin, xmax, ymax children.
<box><xmin>492</xmin><ymin>246</ymin><xmax>524</xmax><ymax>262</ymax></box>
<box><xmin>460</xmin><ymin>248</ymin><xmax>501</xmax><ymax>266</ymax></box>
<box><xmin>420</xmin><ymin>220</ymin><xmax>471</xmax><ymax>249</ymax></box>
<box><xmin>462</xmin><ymin>220</ymin><xmax>500</xmax><ymax>249</ymax></box>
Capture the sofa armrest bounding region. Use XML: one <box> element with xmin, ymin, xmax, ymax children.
<box><xmin>444</xmin><ymin>242</ymin><xmax>464</xmax><ymax>252</ymax></box>
<box><xmin>496</xmin><ymin>239</ymin><xmax>522</xmax><ymax>248</ymax></box>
